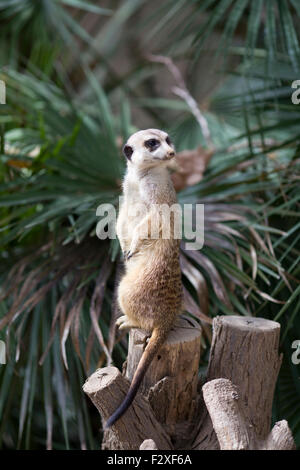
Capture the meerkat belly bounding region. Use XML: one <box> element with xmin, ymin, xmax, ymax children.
<box><xmin>117</xmin><ymin>244</ymin><xmax>182</xmax><ymax>332</ymax></box>
<box><xmin>116</xmin><ymin>200</ymin><xmax>147</xmax><ymax>253</ymax></box>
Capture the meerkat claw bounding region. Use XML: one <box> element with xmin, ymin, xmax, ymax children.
<box><xmin>119</xmin><ymin>322</ymin><xmax>133</xmax><ymax>331</ymax></box>
<box><xmin>116</xmin><ymin>315</ymin><xmax>138</xmax><ymax>331</ymax></box>
<box><xmin>126</xmin><ymin>250</ymin><xmax>137</xmax><ymax>260</ymax></box>
<box><xmin>116</xmin><ymin>315</ymin><xmax>128</xmax><ymax>327</ymax></box>
<box><xmin>143</xmin><ymin>335</ymin><xmax>151</xmax><ymax>348</ymax></box>
<box><xmin>122</xmin><ymin>250</ymin><xmax>133</xmax><ymax>261</ymax></box>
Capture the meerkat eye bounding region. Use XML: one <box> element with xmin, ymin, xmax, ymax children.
<box><xmin>144</xmin><ymin>138</ymin><xmax>160</xmax><ymax>151</ymax></box>
<box><xmin>123</xmin><ymin>144</ymin><xmax>133</xmax><ymax>160</ymax></box>
<box><xmin>166</xmin><ymin>136</ymin><xmax>172</xmax><ymax>145</ymax></box>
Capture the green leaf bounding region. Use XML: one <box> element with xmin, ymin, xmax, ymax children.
<box><xmin>278</xmin><ymin>0</ymin><xmax>300</xmax><ymax>71</ymax></box>
<box><xmin>61</xmin><ymin>0</ymin><xmax>112</xmax><ymax>15</ymax></box>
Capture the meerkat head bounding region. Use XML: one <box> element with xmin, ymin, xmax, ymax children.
<box><xmin>123</xmin><ymin>129</ymin><xmax>175</xmax><ymax>169</ymax></box>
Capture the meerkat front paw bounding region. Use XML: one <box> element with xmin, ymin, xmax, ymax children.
<box><xmin>127</xmin><ymin>238</ymin><xmax>141</xmax><ymax>260</ymax></box>
<box><xmin>126</xmin><ymin>249</ymin><xmax>138</xmax><ymax>260</ymax></box>
<box><xmin>124</xmin><ymin>247</ymin><xmax>139</xmax><ymax>260</ymax></box>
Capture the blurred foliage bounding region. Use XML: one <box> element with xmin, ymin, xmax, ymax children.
<box><xmin>0</xmin><ymin>0</ymin><xmax>299</xmax><ymax>449</ymax></box>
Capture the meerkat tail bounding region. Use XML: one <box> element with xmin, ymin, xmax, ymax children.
<box><xmin>104</xmin><ymin>328</ymin><xmax>167</xmax><ymax>429</ymax></box>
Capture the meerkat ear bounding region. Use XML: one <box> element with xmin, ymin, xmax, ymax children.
<box><xmin>123</xmin><ymin>145</ymin><xmax>133</xmax><ymax>160</ymax></box>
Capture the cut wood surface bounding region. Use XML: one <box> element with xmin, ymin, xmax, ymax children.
<box><xmin>83</xmin><ymin>315</ymin><xmax>295</xmax><ymax>450</ymax></box>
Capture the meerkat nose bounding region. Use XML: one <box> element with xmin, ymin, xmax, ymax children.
<box><xmin>168</xmin><ymin>151</ymin><xmax>175</xmax><ymax>158</ymax></box>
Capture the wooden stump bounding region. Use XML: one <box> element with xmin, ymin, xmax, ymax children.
<box><xmin>83</xmin><ymin>315</ymin><xmax>295</xmax><ymax>450</ymax></box>
<box><xmin>201</xmin><ymin>378</ymin><xmax>295</xmax><ymax>450</ymax></box>
<box><xmin>207</xmin><ymin>315</ymin><xmax>282</xmax><ymax>440</ymax></box>
<box><xmin>192</xmin><ymin>315</ymin><xmax>294</xmax><ymax>450</ymax></box>
<box><xmin>83</xmin><ymin>315</ymin><xmax>201</xmax><ymax>450</ymax></box>
<box><xmin>83</xmin><ymin>366</ymin><xmax>172</xmax><ymax>450</ymax></box>
<box><xmin>126</xmin><ymin>316</ymin><xmax>202</xmax><ymax>443</ymax></box>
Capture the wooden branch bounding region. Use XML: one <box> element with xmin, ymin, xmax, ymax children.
<box><xmin>84</xmin><ymin>316</ymin><xmax>202</xmax><ymax>450</ymax></box>
<box><xmin>83</xmin><ymin>366</ymin><xmax>172</xmax><ymax>450</ymax></box>
<box><xmin>190</xmin><ymin>403</ymin><xmax>219</xmax><ymax>450</ymax></box>
<box><xmin>202</xmin><ymin>379</ymin><xmax>252</xmax><ymax>450</ymax></box>
<box><xmin>140</xmin><ymin>439</ymin><xmax>158</xmax><ymax>450</ymax></box>
<box><xmin>263</xmin><ymin>420</ymin><xmax>296</xmax><ymax>450</ymax></box>
<box><xmin>193</xmin><ymin>315</ymin><xmax>295</xmax><ymax>450</ymax></box>
<box><xmin>206</xmin><ymin>315</ymin><xmax>282</xmax><ymax>440</ymax></box>
<box><xmin>203</xmin><ymin>379</ymin><xmax>296</xmax><ymax>450</ymax></box>
<box><xmin>125</xmin><ymin>316</ymin><xmax>202</xmax><ymax>446</ymax></box>
<box><xmin>84</xmin><ymin>315</ymin><xmax>295</xmax><ymax>450</ymax></box>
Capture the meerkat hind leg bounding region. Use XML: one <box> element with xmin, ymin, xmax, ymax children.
<box><xmin>116</xmin><ymin>315</ymin><xmax>139</xmax><ymax>331</ymax></box>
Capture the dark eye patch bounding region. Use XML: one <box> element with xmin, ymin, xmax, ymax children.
<box><xmin>166</xmin><ymin>136</ymin><xmax>172</xmax><ymax>145</ymax></box>
<box><xmin>144</xmin><ymin>138</ymin><xmax>160</xmax><ymax>151</ymax></box>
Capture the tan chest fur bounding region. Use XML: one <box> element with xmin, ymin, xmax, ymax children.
<box><xmin>116</xmin><ymin>164</ymin><xmax>183</xmax><ymax>332</ymax></box>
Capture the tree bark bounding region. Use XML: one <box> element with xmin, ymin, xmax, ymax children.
<box><xmin>140</xmin><ymin>439</ymin><xmax>159</xmax><ymax>450</ymax></box>
<box><xmin>83</xmin><ymin>315</ymin><xmax>295</xmax><ymax>450</ymax></box>
<box><xmin>263</xmin><ymin>420</ymin><xmax>295</xmax><ymax>450</ymax></box>
<box><xmin>83</xmin><ymin>366</ymin><xmax>172</xmax><ymax>450</ymax></box>
<box><xmin>125</xmin><ymin>316</ymin><xmax>202</xmax><ymax>445</ymax></box>
<box><xmin>202</xmin><ymin>378</ymin><xmax>295</xmax><ymax>450</ymax></box>
<box><xmin>202</xmin><ymin>379</ymin><xmax>252</xmax><ymax>449</ymax></box>
<box><xmin>206</xmin><ymin>315</ymin><xmax>282</xmax><ymax>440</ymax></box>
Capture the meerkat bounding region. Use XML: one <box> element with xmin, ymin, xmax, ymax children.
<box><xmin>105</xmin><ymin>129</ymin><xmax>183</xmax><ymax>428</ymax></box>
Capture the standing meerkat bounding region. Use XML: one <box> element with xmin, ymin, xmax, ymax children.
<box><xmin>105</xmin><ymin>129</ymin><xmax>183</xmax><ymax>428</ymax></box>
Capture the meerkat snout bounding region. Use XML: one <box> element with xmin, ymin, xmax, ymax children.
<box><xmin>166</xmin><ymin>150</ymin><xmax>175</xmax><ymax>159</ymax></box>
